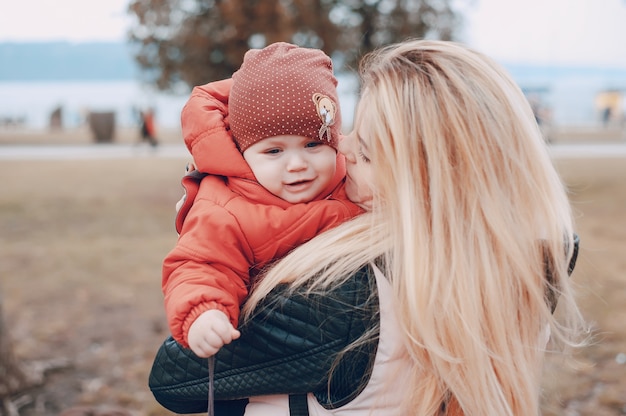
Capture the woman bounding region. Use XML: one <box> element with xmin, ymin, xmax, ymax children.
<box><xmin>150</xmin><ymin>39</ymin><xmax>585</xmax><ymax>415</ymax></box>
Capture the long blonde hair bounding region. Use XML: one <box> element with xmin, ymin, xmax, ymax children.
<box><xmin>244</xmin><ymin>40</ymin><xmax>585</xmax><ymax>415</ymax></box>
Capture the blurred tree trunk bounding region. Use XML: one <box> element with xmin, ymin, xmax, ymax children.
<box><xmin>88</xmin><ymin>112</ymin><xmax>116</xmax><ymax>143</ymax></box>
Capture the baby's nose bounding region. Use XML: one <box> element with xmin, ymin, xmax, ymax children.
<box><xmin>286</xmin><ymin>153</ymin><xmax>307</xmax><ymax>170</ymax></box>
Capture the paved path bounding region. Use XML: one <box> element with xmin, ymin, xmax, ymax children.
<box><xmin>548</xmin><ymin>143</ymin><xmax>626</xmax><ymax>159</ymax></box>
<box><xmin>0</xmin><ymin>143</ymin><xmax>190</xmax><ymax>160</ymax></box>
<box><xmin>0</xmin><ymin>143</ymin><xmax>625</xmax><ymax>160</ymax></box>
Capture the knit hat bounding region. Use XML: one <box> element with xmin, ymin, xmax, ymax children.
<box><xmin>229</xmin><ymin>42</ymin><xmax>341</xmax><ymax>152</ymax></box>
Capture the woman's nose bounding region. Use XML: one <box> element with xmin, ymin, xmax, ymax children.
<box><xmin>338</xmin><ymin>134</ymin><xmax>355</xmax><ymax>162</ymax></box>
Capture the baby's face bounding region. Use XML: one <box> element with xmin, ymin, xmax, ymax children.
<box><xmin>243</xmin><ymin>135</ymin><xmax>337</xmax><ymax>203</ymax></box>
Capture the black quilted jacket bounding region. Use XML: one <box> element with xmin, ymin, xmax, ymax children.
<box><xmin>149</xmin><ymin>264</ymin><xmax>380</xmax><ymax>415</ymax></box>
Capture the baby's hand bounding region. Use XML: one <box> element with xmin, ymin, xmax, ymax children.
<box><xmin>187</xmin><ymin>309</ymin><xmax>240</xmax><ymax>357</ymax></box>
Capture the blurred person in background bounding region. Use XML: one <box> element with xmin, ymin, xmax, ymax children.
<box><xmin>139</xmin><ymin>107</ymin><xmax>158</xmax><ymax>147</ymax></box>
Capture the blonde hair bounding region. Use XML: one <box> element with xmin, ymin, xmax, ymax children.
<box><xmin>244</xmin><ymin>40</ymin><xmax>585</xmax><ymax>415</ymax></box>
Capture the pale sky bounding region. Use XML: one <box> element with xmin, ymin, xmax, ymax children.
<box><xmin>1</xmin><ymin>0</ymin><xmax>626</xmax><ymax>68</ymax></box>
<box><xmin>459</xmin><ymin>0</ymin><xmax>626</xmax><ymax>68</ymax></box>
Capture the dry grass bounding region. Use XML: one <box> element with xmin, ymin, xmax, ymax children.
<box><xmin>542</xmin><ymin>158</ymin><xmax>626</xmax><ymax>416</ymax></box>
<box><xmin>1</xmin><ymin>158</ymin><xmax>185</xmax><ymax>415</ymax></box>
<box><xmin>0</xmin><ymin>149</ymin><xmax>625</xmax><ymax>415</ymax></box>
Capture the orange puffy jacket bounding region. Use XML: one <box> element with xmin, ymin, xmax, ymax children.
<box><xmin>162</xmin><ymin>79</ymin><xmax>363</xmax><ymax>347</ymax></box>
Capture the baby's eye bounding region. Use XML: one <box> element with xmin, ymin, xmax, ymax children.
<box><xmin>305</xmin><ymin>141</ymin><xmax>324</xmax><ymax>148</ymax></box>
<box><xmin>264</xmin><ymin>148</ymin><xmax>281</xmax><ymax>154</ymax></box>
<box><xmin>359</xmin><ymin>150</ymin><xmax>371</xmax><ymax>163</ymax></box>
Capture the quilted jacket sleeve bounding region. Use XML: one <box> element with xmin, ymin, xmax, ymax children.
<box><xmin>149</xmin><ymin>264</ymin><xmax>379</xmax><ymax>415</ymax></box>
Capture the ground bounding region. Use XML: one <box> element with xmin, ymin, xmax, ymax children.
<box><xmin>0</xmin><ymin>128</ymin><xmax>625</xmax><ymax>415</ymax></box>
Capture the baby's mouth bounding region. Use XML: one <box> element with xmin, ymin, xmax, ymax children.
<box><xmin>285</xmin><ymin>179</ymin><xmax>314</xmax><ymax>190</ymax></box>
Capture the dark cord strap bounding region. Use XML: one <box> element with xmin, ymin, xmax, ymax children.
<box><xmin>208</xmin><ymin>355</ymin><xmax>215</xmax><ymax>416</ymax></box>
<box><xmin>289</xmin><ymin>394</ymin><xmax>310</xmax><ymax>416</ymax></box>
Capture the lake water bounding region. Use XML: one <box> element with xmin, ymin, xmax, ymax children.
<box><xmin>0</xmin><ymin>80</ymin><xmax>189</xmax><ymax>129</ymax></box>
<box><xmin>0</xmin><ymin>76</ymin><xmax>359</xmax><ymax>130</ymax></box>
<box><xmin>0</xmin><ymin>70</ymin><xmax>622</xmax><ymax>130</ymax></box>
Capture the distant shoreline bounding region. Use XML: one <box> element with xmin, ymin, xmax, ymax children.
<box><xmin>3</xmin><ymin>41</ymin><xmax>626</xmax><ymax>82</ymax></box>
<box><xmin>0</xmin><ymin>41</ymin><xmax>139</xmax><ymax>81</ymax></box>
